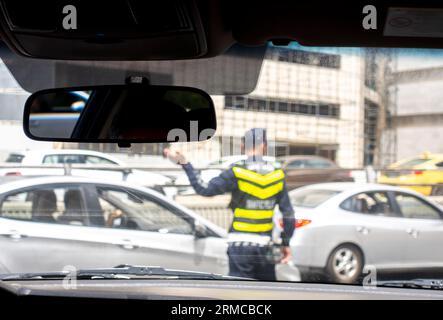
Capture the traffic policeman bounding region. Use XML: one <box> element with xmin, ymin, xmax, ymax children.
<box><xmin>164</xmin><ymin>128</ymin><xmax>295</xmax><ymax>281</ymax></box>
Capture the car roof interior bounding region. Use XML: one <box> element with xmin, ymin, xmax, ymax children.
<box><xmin>1</xmin><ymin>0</ymin><xmax>443</xmax><ymax>62</ymax></box>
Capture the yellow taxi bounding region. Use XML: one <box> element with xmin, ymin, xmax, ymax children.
<box><xmin>378</xmin><ymin>152</ymin><xmax>443</xmax><ymax>196</ymax></box>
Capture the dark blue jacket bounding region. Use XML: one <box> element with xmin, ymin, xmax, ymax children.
<box><xmin>182</xmin><ymin>162</ymin><xmax>295</xmax><ymax>246</ymax></box>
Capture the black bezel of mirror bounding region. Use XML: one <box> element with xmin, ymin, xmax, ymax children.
<box><xmin>23</xmin><ymin>84</ymin><xmax>217</xmax><ymax>143</ymax></box>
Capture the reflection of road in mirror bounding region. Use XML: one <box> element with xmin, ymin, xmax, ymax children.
<box><xmin>28</xmin><ymin>91</ymin><xmax>87</xmax><ymax>139</ymax></box>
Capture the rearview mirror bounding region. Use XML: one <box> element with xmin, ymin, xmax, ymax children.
<box><xmin>23</xmin><ymin>84</ymin><xmax>216</xmax><ymax>143</ymax></box>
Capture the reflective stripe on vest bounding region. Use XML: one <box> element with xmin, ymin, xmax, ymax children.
<box><xmin>231</xmin><ymin>166</ymin><xmax>284</xmax><ymax>234</ymax></box>
<box><xmin>238</xmin><ymin>180</ymin><xmax>283</xmax><ymax>199</ymax></box>
<box><xmin>234</xmin><ymin>208</ymin><xmax>274</xmax><ymax>220</ymax></box>
<box><xmin>232</xmin><ymin>221</ymin><xmax>274</xmax><ymax>233</ymax></box>
<box><xmin>233</xmin><ymin>167</ymin><xmax>285</xmax><ymax>186</ymax></box>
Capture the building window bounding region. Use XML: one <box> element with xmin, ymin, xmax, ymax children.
<box><xmin>269</xmin><ymin>101</ymin><xmax>277</xmax><ymax>112</ymax></box>
<box><xmin>363</xmin><ymin>99</ymin><xmax>379</xmax><ymax>166</ymax></box>
<box><xmin>224</xmin><ymin>96</ymin><xmax>340</xmax><ymax>119</ymax></box>
<box><xmin>279</xmin><ymin>102</ymin><xmax>288</xmax><ymax>112</ymax></box>
<box><xmin>268</xmin><ymin>47</ymin><xmax>341</xmax><ymax>69</ymax></box>
<box><xmin>225</xmin><ymin>96</ymin><xmax>233</xmax><ymax>108</ymax></box>
<box><xmin>365</xmin><ymin>50</ymin><xmax>379</xmax><ymax>90</ymax></box>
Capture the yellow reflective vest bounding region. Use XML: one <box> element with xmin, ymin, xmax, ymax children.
<box><xmin>229</xmin><ymin>163</ymin><xmax>286</xmax><ymax>235</ymax></box>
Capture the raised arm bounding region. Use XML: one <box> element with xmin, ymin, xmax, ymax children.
<box><xmin>164</xmin><ymin>148</ymin><xmax>235</xmax><ymax>197</ymax></box>
<box><xmin>182</xmin><ymin>163</ymin><xmax>235</xmax><ymax>197</ymax></box>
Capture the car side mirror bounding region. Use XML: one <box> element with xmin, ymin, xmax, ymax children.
<box><xmin>193</xmin><ymin>220</ymin><xmax>208</xmax><ymax>239</ymax></box>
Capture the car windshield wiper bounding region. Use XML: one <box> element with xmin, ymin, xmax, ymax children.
<box><xmin>378</xmin><ymin>279</ymin><xmax>443</xmax><ymax>290</ymax></box>
<box><xmin>0</xmin><ymin>265</ymin><xmax>246</xmax><ymax>281</ymax></box>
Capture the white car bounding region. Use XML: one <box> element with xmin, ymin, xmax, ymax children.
<box><xmin>2</xmin><ymin>149</ymin><xmax>173</xmax><ymax>189</ymax></box>
<box><xmin>174</xmin><ymin>155</ymin><xmax>277</xmax><ymax>195</ymax></box>
<box><xmin>0</xmin><ymin>176</ymin><xmax>299</xmax><ymax>280</ymax></box>
<box><xmin>283</xmin><ymin>183</ymin><xmax>443</xmax><ymax>284</ymax></box>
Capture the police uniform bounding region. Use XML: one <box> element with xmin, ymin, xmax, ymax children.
<box><xmin>182</xmin><ymin>155</ymin><xmax>295</xmax><ymax>281</ymax></box>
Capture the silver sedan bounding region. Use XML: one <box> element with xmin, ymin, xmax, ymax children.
<box><xmin>285</xmin><ymin>183</ymin><xmax>443</xmax><ymax>284</ymax></box>
<box><xmin>0</xmin><ymin>176</ymin><xmax>229</xmax><ymax>275</ymax></box>
<box><xmin>0</xmin><ymin>176</ymin><xmax>299</xmax><ymax>281</ymax></box>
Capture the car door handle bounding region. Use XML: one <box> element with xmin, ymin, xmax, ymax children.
<box><xmin>356</xmin><ymin>226</ymin><xmax>369</xmax><ymax>235</ymax></box>
<box><xmin>406</xmin><ymin>228</ymin><xmax>419</xmax><ymax>238</ymax></box>
<box><xmin>0</xmin><ymin>230</ymin><xmax>27</xmax><ymax>240</ymax></box>
<box><xmin>116</xmin><ymin>239</ymin><xmax>138</xmax><ymax>250</ymax></box>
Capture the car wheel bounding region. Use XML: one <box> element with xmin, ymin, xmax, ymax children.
<box><xmin>326</xmin><ymin>244</ymin><xmax>363</xmax><ymax>284</ymax></box>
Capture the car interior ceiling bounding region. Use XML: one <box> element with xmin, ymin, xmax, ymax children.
<box><xmin>2</xmin><ymin>1</ymin><xmax>443</xmax><ymax>64</ymax></box>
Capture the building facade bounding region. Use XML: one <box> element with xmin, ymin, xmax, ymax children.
<box><xmin>383</xmin><ymin>50</ymin><xmax>443</xmax><ymax>164</ymax></box>
<box><xmin>0</xmin><ymin>44</ymin><xmax>391</xmax><ymax>169</ymax></box>
<box><xmin>181</xmin><ymin>45</ymin><xmax>390</xmax><ymax>169</ymax></box>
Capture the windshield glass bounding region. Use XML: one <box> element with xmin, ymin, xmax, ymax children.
<box><xmin>396</xmin><ymin>158</ymin><xmax>430</xmax><ymax>168</ymax></box>
<box><xmin>5</xmin><ymin>153</ymin><xmax>24</xmax><ymax>163</ymax></box>
<box><xmin>290</xmin><ymin>189</ymin><xmax>340</xmax><ymax>208</ymax></box>
<box><xmin>207</xmin><ymin>158</ymin><xmax>236</xmax><ymax>167</ymax></box>
<box><xmin>1</xmin><ymin>42</ymin><xmax>443</xmax><ymax>287</ymax></box>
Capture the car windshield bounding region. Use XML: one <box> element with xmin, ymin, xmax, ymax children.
<box><xmin>5</xmin><ymin>153</ymin><xmax>24</xmax><ymax>163</ymax></box>
<box><xmin>290</xmin><ymin>189</ymin><xmax>340</xmax><ymax>208</ymax></box>
<box><xmin>1</xmin><ymin>43</ymin><xmax>443</xmax><ymax>288</ymax></box>
<box><xmin>396</xmin><ymin>158</ymin><xmax>430</xmax><ymax>168</ymax></box>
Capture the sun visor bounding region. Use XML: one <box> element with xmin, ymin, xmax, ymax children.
<box><xmin>0</xmin><ymin>43</ymin><xmax>265</xmax><ymax>94</ymax></box>
<box><xmin>0</xmin><ymin>0</ymin><xmax>210</xmax><ymax>60</ymax></box>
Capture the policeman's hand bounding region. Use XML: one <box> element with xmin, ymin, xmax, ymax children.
<box><xmin>163</xmin><ymin>148</ymin><xmax>188</xmax><ymax>165</ymax></box>
<box><xmin>280</xmin><ymin>246</ymin><xmax>292</xmax><ymax>264</ymax></box>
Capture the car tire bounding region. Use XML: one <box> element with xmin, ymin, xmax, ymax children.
<box><xmin>325</xmin><ymin>244</ymin><xmax>363</xmax><ymax>284</ymax></box>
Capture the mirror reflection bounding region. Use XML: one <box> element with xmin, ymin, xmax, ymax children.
<box><xmin>26</xmin><ymin>85</ymin><xmax>216</xmax><ymax>143</ymax></box>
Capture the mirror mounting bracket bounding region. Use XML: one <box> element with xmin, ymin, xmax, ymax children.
<box><xmin>118</xmin><ymin>142</ymin><xmax>132</xmax><ymax>149</ymax></box>
<box><xmin>125</xmin><ymin>76</ymin><xmax>150</xmax><ymax>85</ymax></box>
<box><xmin>119</xmin><ymin>75</ymin><xmax>150</xmax><ymax>148</ymax></box>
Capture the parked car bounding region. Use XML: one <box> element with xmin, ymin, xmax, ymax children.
<box><xmin>281</xmin><ymin>183</ymin><xmax>443</xmax><ymax>284</ymax></box>
<box><xmin>378</xmin><ymin>152</ymin><xmax>443</xmax><ymax>196</ymax></box>
<box><xmin>279</xmin><ymin>156</ymin><xmax>353</xmax><ymax>190</ymax></box>
<box><xmin>0</xmin><ymin>176</ymin><xmax>299</xmax><ymax>280</ymax></box>
<box><xmin>1</xmin><ymin>149</ymin><xmax>173</xmax><ymax>190</ymax></box>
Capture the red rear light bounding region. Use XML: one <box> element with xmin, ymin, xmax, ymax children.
<box><xmin>414</xmin><ymin>170</ymin><xmax>423</xmax><ymax>175</ymax></box>
<box><xmin>5</xmin><ymin>172</ymin><xmax>21</xmax><ymax>176</ymax></box>
<box><xmin>278</xmin><ymin>218</ymin><xmax>312</xmax><ymax>228</ymax></box>
<box><xmin>295</xmin><ymin>219</ymin><xmax>312</xmax><ymax>228</ymax></box>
